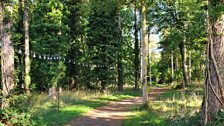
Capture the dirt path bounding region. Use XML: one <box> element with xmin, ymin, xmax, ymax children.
<box><xmin>68</xmin><ymin>87</ymin><xmax>167</xmax><ymax>126</ymax></box>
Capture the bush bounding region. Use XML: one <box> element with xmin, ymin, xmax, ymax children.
<box><xmin>0</xmin><ymin>94</ymin><xmax>34</xmax><ymax>126</ymax></box>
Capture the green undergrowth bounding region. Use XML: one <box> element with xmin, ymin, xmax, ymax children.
<box><xmin>124</xmin><ymin>84</ymin><xmax>203</xmax><ymax>126</ymax></box>
<box><xmin>31</xmin><ymin>88</ymin><xmax>141</xmax><ymax>126</ymax></box>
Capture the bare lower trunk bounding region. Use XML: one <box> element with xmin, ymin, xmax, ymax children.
<box><xmin>141</xmin><ymin>0</ymin><xmax>148</xmax><ymax>104</ymax></box>
<box><xmin>1</xmin><ymin>2</ymin><xmax>14</xmax><ymax>108</ymax></box>
<box><xmin>49</xmin><ymin>87</ymin><xmax>57</xmax><ymax>100</ymax></box>
<box><xmin>117</xmin><ymin>12</ymin><xmax>123</xmax><ymax>91</ymax></box>
<box><xmin>180</xmin><ymin>40</ymin><xmax>188</xmax><ymax>88</ymax></box>
<box><xmin>134</xmin><ymin>1</ymin><xmax>139</xmax><ymax>90</ymax></box>
<box><xmin>24</xmin><ymin>0</ymin><xmax>31</xmax><ymax>94</ymax></box>
<box><xmin>117</xmin><ymin>61</ymin><xmax>123</xmax><ymax>91</ymax></box>
<box><xmin>188</xmin><ymin>51</ymin><xmax>192</xmax><ymax>85</ymax></box>
<box><xmin>59</xmin><ymin>86</ymin><xmax>62</xmax><ymax>96</ymax></box>
<box><xmin>140</xmin><ymin>31</ymin><xmax>142</xmax><ymax>83</ymax></box>
<box><xmin>175</xmin><ymin>56</ymin><xmax>179</xmax><ymax>71</ymax></box>
<box><xmin>148</xmin><ymin>33</ymin><xmax>151</xmax><ymax>85</ymax></box>
<box><xmin>70</xmin><ymin>77</ymin><xmax>78</xmax><ymax>90</ymax></box>
<box><xmin>171</xmin><ymin>51</ymin><xmax>174</xmax><ymax>84</ymax></box>
<box><xmin>100</xmin><ymin>80</ymin><xmax>106</xmax><ymax>93</ymax></box>
<box><xmin>202</xmin><ymin>1</ymin><xmax>224</xmax><ymax>124</ymax></box>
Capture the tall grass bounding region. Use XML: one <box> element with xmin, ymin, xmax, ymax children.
<box><xmin>124</xmin><ymin>84</ymin><xmax>203</xmax><ymax>126</ymax></box>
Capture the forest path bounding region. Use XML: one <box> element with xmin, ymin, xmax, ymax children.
<box><xmin>68</xmin><ymin>87</ymin><xmax>167</xmax><ymax>126</ymax></box>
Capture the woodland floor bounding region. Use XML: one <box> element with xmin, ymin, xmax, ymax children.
<box><xmin>68</xmin><ymin>87</ymin><xmax>167</xmax><ymax>126</ymax></box>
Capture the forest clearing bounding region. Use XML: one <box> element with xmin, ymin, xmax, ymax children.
<box><xmin>0</xmin><ymin>0</ymin><xmax>224</xmax><ymax>126</ymax></box>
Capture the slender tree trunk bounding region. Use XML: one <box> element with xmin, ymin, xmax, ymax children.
<box><xmin>180</xmin><ymin>39</ymin><xmax>188</xmax><ymax>88</ymax></box>
<box><xmin>70</xmin><ymin>77</ymin><xmax>78</xmax><ymax>90</ymax></box>
<box><xmin>117</xmin><ymin>12</ymin><xmax>123</xmax><ymax>91</ymax></box>
<box><xmin>202</xmin><ymin>0</ymin><xmax>224</xmax><ymax>124</ymax></box>
<box><xmin>0</xmin><ymin>2</ymin><xmax>3</xmax><ymax>39</ymax></box>
<box><xmin>188</xmin><ymin>51</ymin><xmax>192</xmax><ymax>85</ymax></box>
<box><xmin>1</xmin><ymin>2</ymin><xmax>15</xmax><ymax>108</ymax></box>
<box><xmin>134</xmin><ymin>0</ymin><xmax>139</xmax><ymax>90</ymax></box>
<box><xmin>140</xmin><ymin>31</ymin><xmax>142</xmax><ymax>82</ymax></box>
<box><xmin>100</xmin><ymin>80</ymin><xmax>106</xmax><ymax>93</ymax></box>
<box><xmin>16</xmin><ymin>0</ymin><xmax>24</xmax><ymax>91</ymax></box>
<box><xmin>148</xmin><ymin>33</ymin><xmax>151</xmax><ymax>85</ymax></box>
<box><xmin>175</xmin><ymin>56</ymin><xmax>179</xmax><ymax>71</ymax></box>
<box><xmin>24</xmin><ymin>0</ymin><xmax>31</xmax><ymax>94</ymax></box>
<box><xmin>141</xmin><ymin>0</ymin><xmax>148</xmax><ymax>104</ymax></box>
<box><xmin>171</xmin><ymin>51</ymin><xmax>174</xmax><ymax>84</ymax></box>
<box><xmin>118</xmin><ymin>62</ymin><xmax>123</xmax><ymax>91</ymax></box>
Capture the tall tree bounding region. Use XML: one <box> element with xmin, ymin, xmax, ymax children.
<box><xmin>141</xmin><ymin>0</ymin><xmax>148</xmax><ymax>104</ymax></box>
<box><xmin>202</xmin><ymin>0</ymin><xmax>224</xmax><ymax>124</ymax></box>
<box><xmin>117</xmin><ymin>12</ymin><xmax>123</xmax><ymax>91</ymax></box>
<box><xmin>24</xmin><ymin>0</ymin><xmax>30</xmax><ymax>94</ymax></box>
<box><xmin>87</xmin><ymin>0</ymin><xmax>119</xmax><ymax>92</ymax></box>
<box><xmin>1</xmin><ymin>1</ymin><xmax>14</xmax><ymax>108</ymax></box>
<box><xmin>134</xmin><ymin>0</ymin><xmax>139</xmax><ymax>90</ymax></box>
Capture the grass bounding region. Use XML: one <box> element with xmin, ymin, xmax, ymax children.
<box><xmin>124</xmin><ymin>83</ymin><xmax>203</xmax><ymax>126</ymax></box>
<box><xmin>30</xmin><ymin>88</ymin><xmax>141</xmax><ymax>126</ymax></box>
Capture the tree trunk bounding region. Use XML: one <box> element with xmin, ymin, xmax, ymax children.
<box><xmin>24</xmin><ymin>0</ymin><xmax>31</xmax><ymax>94</ymax></box>
<box><xmin>118</xmin><ymin>62</ymin><xmax>123</xmax><ymax>91</ymax></box>
<box><xmin>1</xmin><ymin>2</ymin><xmax>15</xmax><ymax>108</ymax></box>
<box><xmin>70</xmin><ymin>77</ymin><xmax>78</xmax><ymax>90</ymax></box>
<box><xmin>188</xmin><ymin>51</ymin><xmax>192</xmax><ymax>85</ymax></box>
<box><xmin>202</xmin><ymin>0</ymin><xmax>224</xmax><ymax>124</ymax></box>
<box><xmin>141</xmin><ymin>0</ymin><xmax>148</xmax><ymax>104</ymax></box>
<box><xmin>180</xmin><ymin>40</ymin><xmax>188</xmax><ymax>88</ymax></box>
<box><xmin>117</xmin><ymin>12</ymin><xmax>123</xmax><ymax>91</ymax></box>
<box><xmin>49</xmin><ymin>86</ymin><xmax>57</xmax><ymax>100</ymax></box>
<box><xmin>140</xmin><ymin>31</ymin><xmax>142</xmax><ymax>82</ymax></box>
<box><xmin>0</xmin><ymin>2</ymin><xmax>2</xmax><ymax>40</ymax></box>
<box><xmin>148</xmin><ymin>33</ymin><xmax>151</xmax><ymax>85</ymax></box>
<box><xmin>100</xmin><ymin>80</ymin><xmax>106</xmax><ymax>93</ymax></box>
<box><xmin>175</xmin><ymin>56</ymin><xmax>179</xmax><ymax>71</ymax></box>
<box><xmin>134</xmin><ymin>0</ymin><xmax>139</xmax><ymax>90</ymax></box>
<box><xmin>16</xmin><ymin>0</ymin><xmax>24</xmax><ymax>91</ymax></box>
<box><xmin>171</xmin><ymin>51</ymin><xmax>174</xmax><ymax>84</ymax></box>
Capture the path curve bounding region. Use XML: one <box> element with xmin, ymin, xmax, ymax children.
<box><xmin>68</xmin><ymin>87</ymin><xmax>167</xmax><ymax>126</ymax></box>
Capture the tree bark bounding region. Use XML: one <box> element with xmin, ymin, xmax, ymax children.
<box><xmin>148</xmin><ymin>33</ymin><xmax>151</xmax><ymax>85</ymax></box>
<box><xmin>141</xmin><ymin>0</ymin><xmax>148</xmax><ymax>104</ymax></box>
<box><xmin>0</xmin><ymin>1</ymin><xmax>2</xmax><ymax>38</ymax></box>
<box><xmin>1</xmin><ymin>2</ymin><xmax>15</xmax><ymax>108</ymax></box>
<box><xmin>24</xmin><ymin>0</ymin><xmax>31</xmax><ymax>94</ymax></box>
<box><xmin>17</xmin><ymin>0</ymin><xmax>24</xmax><ymax>92</ymax></box>
<box><xmin>202</xmin><ymin>0</ymin><xmax>224</xmax><ymax>124</ymax></box>
<box><xmin>171</xmin><ymin>51</ymin><xmax>174</xmax><ymax>84</ymax></box>
<box><xmin>134</xmin><ymin>0</ymin><xmax>139</xmax><ymax>90</ymax></box>
<box><xmin>117</xmin><ymin>12</ymin><xmax>123</xmax><ymax>91</ymax></box>
<box><xmin>175</xmin><ymin>55</ymin><xmax>179</xmax><ymax>71</ymax></box>
<box><xmin>140</xmin><ymin>31</ymin><xmax>142</xmax><ymax>82</ymax></box>
<box><xmin>180</xmin><ymin>39</ymin><xmax>188</xmax><ymax>88</ymax></box>
<box><xmin>188</xmin><ymin>51</ymin><xmax>192</xmax><ymax>85</ymax></box>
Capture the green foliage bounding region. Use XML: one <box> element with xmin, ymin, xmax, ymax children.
<box><xmin>207</xmin><ymin>110</ymin><xmax>224</xmax><ymax>126</ymax></box>
<box><xmin>0</xmin><ymin>95</ymin><xmax>33</xmax><ymax>126</ymax></box>
<box><xmin>30</xmin><ymin>0</ymin><xmax>69</xmax><ymax>91</ymax></box>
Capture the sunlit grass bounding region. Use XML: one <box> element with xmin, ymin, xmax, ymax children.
<box><xmin>30</xmin><ymin>88</ymin><xmax>141</xmax><ymax>125</ymax></box>
<box><xmin>124</xmin><ymin>83</ymin><xmax>203</xmax><ymax>126</ymax></box>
